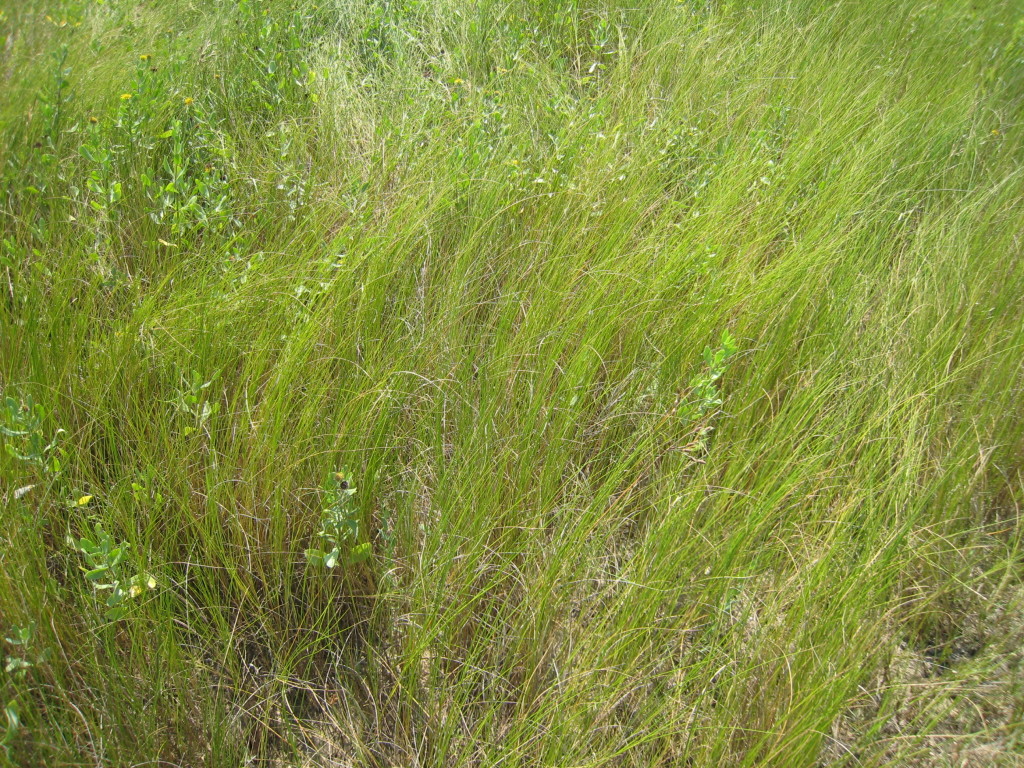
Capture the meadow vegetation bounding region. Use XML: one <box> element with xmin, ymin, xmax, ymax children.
<box><xmin>1</xmin><ymin>0</ymin><xmax>1023</xmax><ymax>765</ymax></box>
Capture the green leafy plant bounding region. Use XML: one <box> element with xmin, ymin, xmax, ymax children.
<box><xmin>684</xmin><ymin>329</ymin><xmax>738</xmax><ymax>421</ymax></box>
<box><xmin>305</xmin><ymin>470</ymin><xmax>371</xmax><ymax>569</ymax></box>
<box><xmin>144</xmin><ymin>114</ymin><xmax>234</xmax><ymax>241</ymax></box>
<box><xmin>0</xmin><ymin>621</ymin><xmax>35</xmax><ymax>765</ymax></box>
<box><xmin>79</xmin><ymin>118</ymin><xmax>121</xmax><ymax>216</ymax></box>
<box><xmin>672</xmin><ymin>330</ymin><xmax>740</xmax><ymax>459</ymax></box>
<box><xmin>171</xmin><ymin>369</ymin><xmax>221</xmax><ymax>437</ymax></box>
<box><xmin>242</xmin><ymin>3</ymin><xmax>319</xmax><ymax>110</ymax></box>
<box><xmin>131</xmin><ymin>467</ymin><xmax>165</xmax><ymax>508</ymax></box>
<box><xmin>69</xmin><ymin>524</ymin><xmax>156</xmax><ymax>621</ymax></box>
<box><xmin>3</xmin><ymin>623</ymin><xmax>48</xmax><ymax>681</ymax></box>
<box><xmin>0</xmin><ymin>396</ymin><xmax>64</xmax><ymax>475</ymax></box>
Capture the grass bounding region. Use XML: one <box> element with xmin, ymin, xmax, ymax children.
<box><xmin>1</xmin><ymin>0</ymin><xmax>1023</xmax><ymax>765</ymax></box>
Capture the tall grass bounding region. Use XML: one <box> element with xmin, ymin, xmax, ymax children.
<box><xmin>1</xmin><ymin>0</ymin><xmax>1022</xmax><ymax>765</ymax></box>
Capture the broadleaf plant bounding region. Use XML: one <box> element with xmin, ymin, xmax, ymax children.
<box><xmin>69</xmin><ymin>524</ymin><xmax>156</xmax><ymax>621</ymax></box>
<box><xmin>305</xmin><ymin>469</ymin><xmax>371</xmax><ymax>570</ymax></box>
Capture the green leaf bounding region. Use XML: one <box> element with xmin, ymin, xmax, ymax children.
<box><xmin>15</xmin><ymin>625</ymin><xmax>32</xmax><ymax>644</ymax></box>
<box><xmin>3</xmin><ymin>700</ymin><xmax>20</xmax><ymax>743</ymax></box>
<box><xmin>347</xmin><ymin>542</ymin><xmax>371</xmax><ymax>565</ymax></box>
<box><xmin>104</xmin><ymin>606</ymin><xmax>126</xmax><ymax>621</ymax></box>
<box><xmin>85</xmin><ymin>566</ymin><xmax>110</xmax><ymax>581</ymax></box>
<box><xmin>4</xmin><ymin>658</ymin><xmax>31</xmax><ymax>674</ymax></box>
<box><xmin>305</xmin><ymin>548</ymin><xmax>325</xmax><ymax>567</ymax></box>
<box><xmin>721</xmin><ymin>329</ymin><xmax>737</xmax><ymax>355</ymax></box>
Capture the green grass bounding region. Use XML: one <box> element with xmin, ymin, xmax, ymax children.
<box><xmin>1</xmin><ymin>0</ymin><xmax>1023</xmax><ymax>765</ymax></box>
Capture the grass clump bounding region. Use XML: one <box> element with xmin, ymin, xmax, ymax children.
<box><xmin>1</xmin><ymin>0</ymin><xmax>1023</xmax><ymax>766</ymax></box>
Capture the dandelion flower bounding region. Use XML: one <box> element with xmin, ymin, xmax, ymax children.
<box><xmin>184</xmin><ymin>97</ymin><xmax>194</xmax><ymax>105</ymax></box>
<box><xmin>120</xmin><ymin>93</ymin><xmax>133</xmax><ymax>100</ymax></box>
